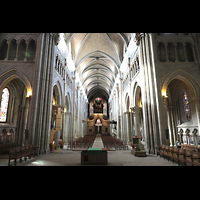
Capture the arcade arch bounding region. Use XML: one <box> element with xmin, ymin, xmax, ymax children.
<box><xmin>161</xmin><ymin>70</ymin><xmax>200</xmax><ymax>146</ymax></box>
<box><xmin>0</xmin><ymin>72</ymin><xmax>32</xmax><ymax>146</ymax></box>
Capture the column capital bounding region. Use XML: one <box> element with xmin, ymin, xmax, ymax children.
<box><xmin>124</xmin><ymin>111</ymin><xmax>130</xmax><ymax>114</ymax></box>
<box><xmin>130</xmin><ymin>105</ymin><xmax>139</xmax><ymax>112</ymax></box>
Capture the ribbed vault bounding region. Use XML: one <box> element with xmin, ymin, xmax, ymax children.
<box><xmin>64</xmin><ymin>33</ymin><xmax>131</xmax><ymax>101</ymax></box>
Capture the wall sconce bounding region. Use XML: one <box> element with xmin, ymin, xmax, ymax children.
<box><xmin>26</xmin><ymin>90</ymin><xmax>32</xmax><ymax>98</ymax></box>
<box><xmin>162</xmin><ymin>91</ymin><xmax>168</xmax><ymax>99</ymax></box>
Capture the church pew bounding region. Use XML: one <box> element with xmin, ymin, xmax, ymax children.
<box><xmin>0</xmin><ymin>143</ymin><xmax>20</xmax><ymax>154</ymax></box>
<box><xmin>101</xmin><ymin>135</ymin><xmax>128</xmax><ymax>150</ymax></box>
<box><xmin>8</xmin><ymin>145</ymin><xmax>38</xmax><ymax>166</ymax></box>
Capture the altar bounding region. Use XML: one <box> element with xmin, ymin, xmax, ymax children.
<box><xmin>81</xmin><ymin>148</ymin><xmax>107</xmax><ymax>165</ymax></box>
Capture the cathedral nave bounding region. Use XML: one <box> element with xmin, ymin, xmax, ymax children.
<box><xmin>0</xmin><ymin>33</ymin><xmax>200</xmax><ymax>166</ymax></box>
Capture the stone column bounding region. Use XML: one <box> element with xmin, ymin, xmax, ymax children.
<box><xmin>29</xmin><ymin>33</ymin><xmax>45</xmax><ymax>146</ymax></box>
<box><xmin>140</xmin><ymin>33</ymin><xmax>151</xmax><ymax>153</ymax></box>
<box><xmin>124</xmin><ymin>111</ymin><xmax>131</xmax><ymax>142</ymax></box>
<box><xmin>119</xmin><ymin>71</ymin><xmax>123</xmax><ymax>139</ymax></box>
<box><xmin>146</xmin><ymin>34</ymin><xmax>161</xmax><ymax>152</ymax></box>
<box><xmin>116</xmin><ymin>84</ymin><xmax>120</xmax><ymax>138</ymax></box>
<box><xmin>14</xmin><ymin>41</ymin><xmax>20</xmax><ymax>61</ymax></box>
<box><xmin>162</xmin><ymin>96</ymin><xmax>170</xmax><ymax>145</ymax></box>
<box><xmin>63</xmin><ymin>111</ymin><xmax>71</xmax><ymax>144</ymax></box>
<box><xmin>24</xmin><ymin>41</ymin><xmax>29</xmax><ymax>61</ymax></box>
<box><xmin>35</xmin><ymin>33</ymin><xmax>50</xmax><ymax>153</ymax></box>
<box><xmin>30</xmin><ymin>33</ymin><xmax>56</xmax><ymax>153</ymax></box>
<box><xmin>79</xmin><ymin>89</ymin><xmax>83</xmax><ymax>137</ymax></box>
<box><xmin>131</xmin><ymin>106</ymin><xmax>140</xmax><ymax>137</ymax></box>
<box><xmin>72</xmin><ymin>75</ymin><xmax>76</xmax><ymax>141</ymax></box>
<box><xmin>5</xmin><ymin>41</ymin><xmax>10</xmax><ymax>61</ymax></box>
<box><xmin>168</xmin><ymin>105</ymin><xmax>176</xmax><ymax>146</ymax></box>
<box><xmin>76</xmin><ymin>84</ymin><xmax>80</xmax><ymax>138</ymax></box>
<box><xmin>41</xmin><ymin>33</ymin><xmax>54</xmax><ymax>153</ymax></box>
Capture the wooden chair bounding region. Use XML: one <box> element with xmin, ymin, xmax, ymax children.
<box><xmin>172</xmin><ymin>147</ymin><xmax>179</xmax><ymax>163</ymax></box>
<box><xmin>185</xmin><ymin>150</ymin><xmax>193</xmax><ymax>166</ymax></box>
<box><xmin>192</xmin><ymin>152</ymin><xmax>200</xmax><ymax>166</ymax></box>
<box><xmin>178</xmin><ymin>148</ymin><xmax>185</xmax><ymax>166</ymax></box>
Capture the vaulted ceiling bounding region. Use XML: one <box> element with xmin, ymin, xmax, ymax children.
<box><xmin>64</xmin><ymin>33</ymin><xmax>131</xmax><ymax>100</ymax></box>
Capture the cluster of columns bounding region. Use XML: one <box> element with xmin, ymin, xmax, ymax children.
<box><xmin>110</xmin><ymin>33</ymin><xmax>168</xmax><ymax>153</ymax></box>
<box><xmin>70</xmin><ymin>76</ymin><xmax>87</xmax><ymax>143</ymax></box>
<box><xmin>138</xmin><ymin>33</ymin><xmax>162</xmax><ymax>154</ymax></box>
<box><xmin>1</xmin><ymin>39</ymin><xmax>36</xmax><ymax>61</ymax></box>
<box><xmin>55</xmin><ymin>54</ymin><xmax>66</xmax><ymax>78</ymax></box>
<box><xmin>157</xmin><ymin>40</ymin><xmax>196</xmax><ymax>63</ymax></box>
<box><xmin>30</xmin><ymin>33</ymin><xmax>56</xmax><ymax>154</ymax></box>
<box><xmin>110</xmin><ymin>80</ymin><xmax>143</xmax><ymax>144</ymax></box>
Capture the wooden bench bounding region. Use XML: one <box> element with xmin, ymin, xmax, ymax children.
<box><xmin>0</xmin><ymin>143</ymin><xmax>20</xmax><ymax>154</ymax></box>
<box><xmin>8</xmin><ymin>145</ymin><xmax>38</xmax><ymax>166</ymax></box>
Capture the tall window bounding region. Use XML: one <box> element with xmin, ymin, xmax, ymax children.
<box><xmin>177</xmin><ymin>42</ymin><xmax>185</xmax><ymax>62</ymax></box>
<box><xmin>183</xmin><ymin>92</ymin><xmax>191</xmax><ymax>122</ymax></box>
<box><xmin>185</xmin><ymin>42</ymin><xmax>194</xmax><ymax>62</ymax></box>
<box><xmin>0</xmin><ymin>88</ymin><xmax>10</xmax><ymax>122</ymax></box>
<box><xmin>96</xmin><ymin>118</ymin><xmax>102</xmax><ymax>125</ymax></box>
<box><xmin>157</xmin><ymin>42</ymin><xmax>166</xmax><ymax>62</ymax></box>
<box><xmin>167</xmin><ymin>42</ymin><xmax>176</xmax><ymax>62</ymax></box>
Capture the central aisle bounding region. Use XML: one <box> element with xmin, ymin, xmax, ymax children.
<box><xmin>92</xmin><ymin>136</ymin><xmax>104</xmax><ymax>148</ymax></box>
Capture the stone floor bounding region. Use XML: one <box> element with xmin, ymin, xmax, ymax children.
<box><xmin>92</xmin><ymin>136</ymin><xmax>104</xmax><ymax>148</ymax></box>
<box><xmin>0</xmin><ymin>148</ymin><xmax>178</xmax><ymax>166</ymax></box>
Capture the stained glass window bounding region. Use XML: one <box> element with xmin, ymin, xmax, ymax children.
<box><xmin>96</xmin><ymin>118</ymin><xmax>101</xmax><ymax>124</ymax></box>
<box><xmin>0</xmin><ymin>88</ymin><xmax>10</xmax><ymax>122</ymax></box>
<box><xmin>183</xmin><ymin>92</ymin><xmax>191</xmax><ymax>122</ymax></box>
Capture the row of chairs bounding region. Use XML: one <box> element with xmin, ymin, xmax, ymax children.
<box><xmin>157</xmin><ymin>144</ymin><xmax>200</xmax><ymax>166</ymax></box>
<box><xmin>181</xmin><ymin>143</ymin><xmax>200</xmax><ymax>151</ymax></box>
<box><xmin>8</xmin><ymin>145</ymin><xmax>39</xmax><ymax>166</ymax></box>
<box><xmin>67</xmin><ymin>135</ymin><xmax>96</xmax><ymax>149</ymax></box>
<box><xmin>101</xmin><ymin>135</ymin><xmax>128</xmax><ymax>150</ymax></box>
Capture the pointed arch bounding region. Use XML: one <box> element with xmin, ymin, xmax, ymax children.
<box><xmin>0</xmin><ymin>69</ymin><xmax>32</xmax><ymax>97</ymax></box>
<box><xmin>53</xmin><ymin>80</ymin><xmax>63</xmax><ymax>106</ymax></box>
<box><xmin>161</xmin><ymin>69</ymin><xmax>200</xmax><ymax>99</ymax></box>
<box><xmin>125</xmin><ymin>93</ymin><xmax>130</xmax><ymax>111</ymax></box>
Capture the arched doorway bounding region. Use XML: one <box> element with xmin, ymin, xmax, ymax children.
<box><xmin>162</xmin><ymin>71</ymin><xmax>200</xmax><ymax>146</ymax></box>
<box><xmin>134</xmin><ymin>86</ymin><xmax>144</xmax><ymax>140</ymax></box>
<box><xmin>95</xmin><ymin>118</ymin><xmax>102</xmax><ymax>135</ymax></box>
<box><xmin>0</xmin><ymin>75</ymin><xmax>31</xmax><ymax>146</ymax></box>
<box><xmin>50</xmin><ymin>84</ymin><xmax>62</xmax><ymax>151</ymax></box>
<box><xmin>63</xmin><ymin>94</ymin><xmax>72</xmax><ymax>146</ymax></box>
<box><xmin>124</xmin><ymin>94</ymin><xmax>131</xmax><ymax>142</ymax></box>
